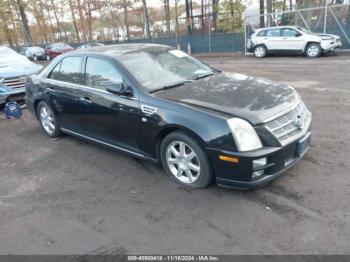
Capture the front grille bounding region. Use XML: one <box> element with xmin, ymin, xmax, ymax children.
<box><xmin>265</xmin><ymin>100</ymin><xmax>311</xmax><ymax>145</ymax></box>
<box><xmin>2</xmin><ymin>76</ymin><xmax>25</xmax><ymax>89</ymax></box>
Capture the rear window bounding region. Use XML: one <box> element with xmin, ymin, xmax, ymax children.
<box><xmin>266</xmin><ymin>29</ymin><xmax>281</xmax><ymax>37</ymax></box>
<box><xmin>48</xmin><ymin>57</ymin><xmax>82</xmax><ymax>84</ymax></box>
<box><xmin>282</xmin><ymin>28</ymin><xmax>299</xmax><ymax>37</ymax></box>
<box><xmin>257</xmin><ymin>30</ymin><xmax>266</xmax><ymax>37</ymax></box>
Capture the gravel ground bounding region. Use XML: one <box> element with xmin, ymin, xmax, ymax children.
<box><xmin>0</xmin><ymin>53</ymin><xmax>349</xmax><ymax>255</ymax></box>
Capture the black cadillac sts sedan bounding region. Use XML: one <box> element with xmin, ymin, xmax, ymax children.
<box><xmin>25</xmin><ymin>44</ymin><xmax>312</xmax><ymax>189</ymax></box>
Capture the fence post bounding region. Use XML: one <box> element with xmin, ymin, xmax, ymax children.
<box><xmin>324</xmin><ymin>2</ymin><xmax>328</xmax><ymax>34</ymax></box>
<box><xmin>208</xmin><ymin>15</ymin><xmax>212</xmax><ymax>53</ymax></box>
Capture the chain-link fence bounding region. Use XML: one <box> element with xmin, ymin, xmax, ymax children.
<box><xmin>123</xmin><ymin>12</ymin><xmax>246</xmax><ymax>54</ymax></box>
<box><xmin>244</xmin><ymin>3</ymin><xmax>350</xmax><ymax>53</ymax></box>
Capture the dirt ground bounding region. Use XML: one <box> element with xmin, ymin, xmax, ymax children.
<box><xmin>0</xmin><ymin>53</ymin><xmax>349</xmax><ymax>255</ymax></box>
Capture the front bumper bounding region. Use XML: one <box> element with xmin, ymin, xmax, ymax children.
<box><xmin>208</xmin><ymin>131</ymin><xmax>311</xmax><ymax>190</ymax></box>
<box><xmin>321</xmin><ymin>40</ymin><xmax>342</xmax><ymax>52</ymax></box>
<box><xmin>0</xmin><ymin>87</ymin><xmax>25</xmax><ymax>105</ymax></box>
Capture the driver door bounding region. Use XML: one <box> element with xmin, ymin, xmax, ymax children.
<box><xmin>80</xmin><ymin>56</ymin><xmax>141</xmax><ymax>153</ymax></box>
<box><xmin>280</xmin><ymin>28</ymin><xmax>305</xmax><ymax>50</ymax></box>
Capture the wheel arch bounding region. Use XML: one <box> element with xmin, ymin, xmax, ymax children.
<box><xmin>154</xmin><ymin>124</ymin><xmax>208</xmax><ymax>162</ymax></box>
<box><xmin>33</xmin><ymin>99</ymin><xmax>42</xmax><ymax>119</ymax></box>
<box><xmin>303</xmin><ymin>41</ymin><xmax>321</xmax><ymax>52</ymax></box>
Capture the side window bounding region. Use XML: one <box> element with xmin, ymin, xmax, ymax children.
<box><xmin>282</xmin><ymin>28</ymin><xmax>299</xmax><ymax>37</ymax></box>
<box><xmin>266</xmin><ymin>29</ymin><xmax>281</xmax><ymax>37</ymax></box>
<box><xmin>257</xmin><ymin>30</ymin><xmax>266</xmax><ymax>37</ymax></box>
<box><xmin>59</xmin><ymin>57</ymin><xmax>82</xmax><ymax>84</ymax></box>
<box><xmin>48</xmin><ymin>62</ymin><xmax>61</xmax><ymax>80</ymax></box>
<box><xmin>85</xmin><ymin>57</ymin><xmax>122</xmax><ymax>91</ymax></box>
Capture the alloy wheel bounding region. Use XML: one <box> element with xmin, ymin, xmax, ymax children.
<box><xmin>39</xmin><ymin>106</ymin><xmax>55</xmax><ymax>135</ymax></box>
<box><xmin>165</xmin><ymin>141</ymin><xmax>201</xmax><ymax>184</ymax></box>
<box><xmin>307</xmin><ymin>45</ymin><xmax>320</xmax><ymax>57</ymax></box>
<box><xmin>254</xmin><ymin>46</ymin><xmax>266</xmax><ymax>58</ymax></box>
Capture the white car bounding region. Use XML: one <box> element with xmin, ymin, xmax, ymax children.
<box><xmin>20</xmin><ymin>46</ymin><xmax>46</xmax><ymax>61</ymax></box>
<box><xmin>247</xmin><ymin>26</ymin><xmax>342</xmax><ymax>58</ymax></box>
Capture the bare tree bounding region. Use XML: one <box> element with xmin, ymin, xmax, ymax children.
<box><xmin>142</xmin><ymin>0</ymin><xmax>151</xmax><ymax>40</ymax></box>
<box><xmin>49</xmin><ymin>0</ymin><xmax>66</xmax><ymax>41</ymax></box>
<box><xmin>122</xmin><ymin>0</ymin><xmax>130</xmax><ymax>40</ymax></box>
<box><xmin>259</xmin><ymin>0</ymin><xmax>265</xmax><ymax>28</ymax></box>
<box><xmin>164</xmin><ymin>0</ymin><xmax>171</xmax><ymax>36</ymax></box>
<box><xmin>15</xmin><ymin>0</ymin><xmax>32</xmax><ymax>45</ymax></box>
<box><xmin>212</xmin><ymin>0</ymin><xmax>219</xmax><ymax>30</ymax></box>
<box><xmin>68</xmin><ymin>0</ymin><xmax>81</xmax><ymax>42</ymax></box>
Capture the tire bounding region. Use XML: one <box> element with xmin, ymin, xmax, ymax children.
<box><xmin>253</xmin><ymin>45</ymin><xmax>267</xmax><ymax>58</ymax></box>
<box><xmin>160</xmin><ymin>131</ymin><xmax>213</xmax><ymax>188</ymax></box>
<box><xmin>37</xmin><ymin>101</ymin><xmax>61</xmax><ymax>138</ymax></box>
<box><xmin>305</xmin><ymin>43</ymin><xmax>321</xmax><ymax>58</ymax></box>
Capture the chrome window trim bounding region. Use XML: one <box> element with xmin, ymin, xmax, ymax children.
<box><xmin>44</xmin><ymin>78</ymin><xmax>137</xmax><ymax>100</ymax></box>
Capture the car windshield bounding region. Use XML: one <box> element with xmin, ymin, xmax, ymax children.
<box><xmin>119</xmin><ymin>49</ymin><xmax>215</xmax><ymax>91</ymax></box>
<box><xmin>296</xmin><ymin>27</ymin><xmax>310</xmax><ymax>33</ymax></box>
<box><xmin>29</xmin><ymin>47</ymin><xmax>43</xmax><ymax>51</ymax></box>
<box><xmin>55</xmin><ymin>44</ymin><xmax>72</xmax><ymax>49</ymax></box>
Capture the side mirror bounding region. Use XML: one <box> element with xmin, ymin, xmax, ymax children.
<box><xmin>107</xmin><ymin>83</ymin><xmax>134</xmax><ymax>97</ymax></box>
<box><xmin>107</xmin><ymin>82</ymin><xmax>123</xmax><ymax>95</ymax></box>
<box><xmin>296</xmin><ymin>32</ymin><xmax>302</xmax><ymax>37</ymax></box>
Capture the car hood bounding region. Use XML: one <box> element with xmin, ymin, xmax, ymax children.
<box><xmin>154</xmin><ymin>72</ymin><xmax>299</xmax><ymax>125</ymax></box>
<box><xmin>310</xmin><ymin>33</ymin><xmax>340</xmax><ymax>40</ymax></box>
<box><xmin>0</xmin><ymin>60</ymin><xmax>42</xmax><ymax>78</ymax></box>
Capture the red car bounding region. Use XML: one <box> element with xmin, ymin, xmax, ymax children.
<box><xmin>45</xmin><ymin>43</ymin><xmax>74</xmax><ymax>60</ymax></box>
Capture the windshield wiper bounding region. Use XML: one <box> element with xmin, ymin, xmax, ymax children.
<box><xmin>192</xmin><ymin>72</ymin><xmax>215</xmax><ymax>80</ymax></box>
<box><xmin>149</xmin><ymin>80</ymin><xmax>193</xmax><ymax>93</ymax></box>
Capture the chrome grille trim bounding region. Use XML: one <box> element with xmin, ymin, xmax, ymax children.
<box><xmin>265</xmin><ymin>100</ymin><xmax>311</xmax><ymax>146</ymax></box>
<box><xmin>2</xmin><ymin>76</ymin><xmax>25</xmax><ymax>89</ymax></box>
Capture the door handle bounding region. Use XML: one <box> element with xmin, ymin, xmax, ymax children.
<box><xmin>79</xmin><ymin>97</ymin><xmax>92</xmax><ymax>104</ymax></box>
<box><xmin>47</xmin><ymin>87</ymin><xmax>56</xmax><ymax>93</ymax></box>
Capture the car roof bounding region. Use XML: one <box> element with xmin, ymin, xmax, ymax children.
<box><xmin>72</xmin><ymin>43</ymin><xmax>173</xmax><ymax>58</ymax></box>
<box><xmin>256</xmin><ymin>26</ymin><xmax>299</xmax><ymax>31</ymax></box>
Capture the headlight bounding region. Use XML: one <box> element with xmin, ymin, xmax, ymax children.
<box><xmin>227</xmin><ymin>118</ymin><xmax>263</xmax><ymax>152</ymax></box>
<box><xmin>19</xmin><ymin>76</ymin><xmax>27</xmax><ymax>83</ymax></box>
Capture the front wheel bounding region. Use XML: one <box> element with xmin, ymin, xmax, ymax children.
<box><xmin>305</xmin><ymin>43</ymin><xmax>321</xmax><ymax>58</ymax></box>
<box><xmin>253</xmin><ymin>45</ymin><xmax>267</xmax><ymax>58</ymax></box>
<box><xmin>37</xmin><ymin>101</ymin><xmax>61</xmax><ymax>138</ymax></box>
<box><xmin>160</xmin><ymin>131</ymin><xmax>213</xmax><ymax>188</ymax></box>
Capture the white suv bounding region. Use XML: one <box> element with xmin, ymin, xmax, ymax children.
<box><xmin>247</xmin><ymin>26</ymin><xmax>342</xmax><ymax>58</ymax></box>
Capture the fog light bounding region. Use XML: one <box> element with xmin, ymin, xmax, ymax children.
<box><xmin>252</xmin><ymin>170</ymin><xmax>264</xmax><ymax>178</ymax></box>
<box><xmin>252</xmin><ymin>158</ymin><xmax>267</xmax><ymax>178</ymax></box>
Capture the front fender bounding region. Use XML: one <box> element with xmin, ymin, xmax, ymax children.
<box><xmin>138</xmin><ymin>97</ymin><xmax>237</xmax><ymax>159</ymax></box>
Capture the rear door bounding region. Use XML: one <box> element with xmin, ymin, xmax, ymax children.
<box><xmin>44</xmin><ymin>56</ymin><xmax>90</xmax><ymax>131</ymax></box>
<box><xmin>264</xmin><ymin>28</ymin><xmax>282</xmax><ymax>50</ymax></box>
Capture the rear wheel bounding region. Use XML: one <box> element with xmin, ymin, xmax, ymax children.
<box><xmin>305</xmin><ymin>43</ymin><xmax>321</xmax><ymax>58</ymax></box>
<box><xmin>254</xmin><ymin>45</ymin><xmax>267</xmax><ymax>58</ymax></box>
<box><xmin>160</xmin><ymin>131</ymin><xmax>213</xmax><ymax>188</ymax></box>
<box><xmin>37</xmin><ymin>101</ymin><xmax>61</xmax><ymax>138</ymax></box>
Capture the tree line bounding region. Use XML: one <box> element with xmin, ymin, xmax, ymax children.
<box><xmin>0</xmin><ymin>0</ymin><xmax>349</xmax><ymax>47</ymax></box>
